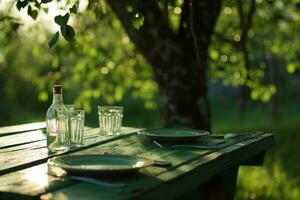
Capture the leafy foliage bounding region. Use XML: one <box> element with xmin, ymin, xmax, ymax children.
<box><xmin>27</xmin><ymin>5</ymin><xmax>38</xmax><ymax>19</ymax></box>
<box><xmin>69</xmin><ymin>4</ymin><xmax>77</xmax><ymax>14</ymax></box>
<box><xmin>54</xmin><ymin>13</ymin><xmax>70</xmax><ymax>26</ymax></box>
<box><xmin>48</xmin><ymin>31</ymin><xmax>59</xmax><ymax>48</ymax></box>
<box><xmin>1</xmin><ymin>0</ymin><xmax>300</xmax><ymax>110</ymax></box>
<box><xmin>210</xmin><ymin>0</ymin><xmax>300</xmax><ymax>102</ymax></box>
<box><xmin>60</xmin><ymin>25</ymin><xmax>75</xmax><ymax>41</ymax></box>
<box><xmin>0</xmin><ymin>1</ymin><xmax>158</xmax><ymax>112</ymax></box>
<box><xmin>16</xmin><ymin>0</ymin><xmax>28</xmax><ymax>11</ymax></box>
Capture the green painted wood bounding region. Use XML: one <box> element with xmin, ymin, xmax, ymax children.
<box><xmin>0</xmin><ymin>126</ymin><xmax>93</xmax><ymax>150</ymax></box>
<box><xmin>0</xmin><ymin>126</ymin><xmax>96</xmax><ymax>156</ymax></box>
<box><xmin>199</xmin><ymin>166</ymin><xmax>239</xmax><ymax>200</ymax></box>
<box><xmin>0</xmin><ymin>132</ymin><xmax>224</xmax><ymax>197</ymax></box>
<box><xmin>241</xmin><ymin>152</ymin><xmax>265</xmax><ymax>166</ymax></box>
<box><xmin>0</xmin><ymin>130</ymin><xmax>45</xmax><ymax>149</ymax></box>
<box><xmin>0</xmin><ymin>163</ymin><xmax>77</xmax><ymax>197</ymax></box>
<box><xmin>0</xmin><ymin>127</ymin><xmax>142</xmax><ymax>175</ymax></box>
<box><xmin>222</xmin><ymin>166</ymin><xmax>239</xmax><ymax>200</ymax></box>
<box><xmin>0</xmin><ymin>128</ymin><xmax>275</xmax><ymax>200</ymax></box>
<box><xmin>129</xmin><ymin>134</ymin><xmax>275</xmax><ymax>200</ymax></box>
<box><xmin>37</xmin><ymin>134</ymin><xmax>274</xmax><ymax>199</ymax></box>
<box><xmin>0</xmin><ymin>122</ymin><xmax>46</xmax><ymax>136</ymax></box>
<box><xmin>40</xmin><ymin>134</ymin><xmax>271</xmax><ymax>200</ymax></box>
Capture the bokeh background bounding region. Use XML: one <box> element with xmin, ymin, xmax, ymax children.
<box><xmin>0</xmin><ymin>0</ymin><xmax>299</xmax><ymax>199</ymax></box>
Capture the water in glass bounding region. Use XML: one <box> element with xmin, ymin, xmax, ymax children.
<box><xmin>98</xmin><ymin>106</ymin><xmax>123</xmax><ymax>135</ymax></box>
<box><xmin>69</xmin><ymin>110</ymin><xmax>85</xmax><ymax>147</ymax></box>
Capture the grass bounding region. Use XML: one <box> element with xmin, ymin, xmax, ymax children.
<box><xmin>211</xmin><ymin>76</ymin><xmax>300</xmax><ymax>200</ymax></box>
<box><xmin>214</xmin><ymin>116</ymin><xmax>300</xmax><ymax>200</ymax></box>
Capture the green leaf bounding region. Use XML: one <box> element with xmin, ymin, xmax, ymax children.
<box><xmin>34</xmin><ymin>0</ymin><xmax>40</xmax><ymax>8</ymax></box>
<box><xmin>48</xmin><ymin>31</ymin><xmax>59</xmax><ymax>48</ymax></box>
<box><xmin>60</xmin><ymin>25</ymin><xmax>75</xmax><ymax>41</ymax></box>
<box><xmin>27</xmin><ymin>5</ymin><xmax>38</xmax><ymax>20</ymax></box>
<box><xmin>11</xmin><ymin>22</ymin><xmax>21</xmax><ymax>30</ymax></box>
<box><xmin>41</xmin><ymin>0</ymin><xmax>52</xmax><ymax>3</ymax></box>
<box><xmin>54</xmin><ymin>13</ymin><xmax>70</xmax><ymax>26</ymax></box>
<box><xmin>69</xmin><ymin>5</ymin><xmax>78</xmax><ymax>14</ymax></box>
<box><xmin>16</xmin><ymin>0</ymin><xmax>28</xmax><ymax>11</ymax></box>
<box><xmin>43</xmin><ymin>7</ymin><xmax>49</xmax><ymax>13</ymax></box>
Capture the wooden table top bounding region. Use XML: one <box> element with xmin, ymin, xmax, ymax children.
<box><xmin>0</xmin><ymin>122</ymin><xmax>275</xmax><ymax>200</ymax></box>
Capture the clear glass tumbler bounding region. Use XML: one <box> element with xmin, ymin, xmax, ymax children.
<box><xmin>66</xmin><ymin>104</ymin><xmax>75</xmax><ymax>112</ymax></box>
<box><xmin>98</xmin><ymin>106</ymin><xmax>123</xmax><ymax>135</ymax></box>
<box><xmin>69</xmin><ymin>110</ymin><xmax>85</xmax><ymax>147</ymax></box>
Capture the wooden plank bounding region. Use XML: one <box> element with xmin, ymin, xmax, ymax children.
<box><xmin>0</xmin><ymin>164</ymin><xmax>76</xmax><ymax>197</ymax></box>
<box><xmin>0</xmin><ymin>126</ymin><xmax>95</xmax><ymax>154</ymax></box>
<box><xmin>199</xmin><ymin>166</ymin><xmax>239</xmax><ymax>200</ymax></box>
<box><xmin>15</xmin><ymin>133</ymin><xmax>274</xmax><ymax>199</ymax></box>
<box><xmin>130</xmin><ymin>134</ymin><xmax>275</xmax><ymax>200</ymax></box>
<box><xmin>41</xmin><ymin>183</ymin><xmax>131</xmax><ymax>200</ymax></box>
<box><xmin>31</xmin><ymin>133</ymin><xmax>273</xmax><ymax>199</ymax></box>
<box><xmin>0</xmin><ymin>130</ymin><xmax>45</xmax><ymax>149</ymax></box>
<box><xmin>241</xmin><ymin>152</ymin><xmax>265</xmax><ymax>166</ymax></box>
<box><xmin>0</xmin><ymin>122</ymin><xmax>46</xmax><ymax>136</ymax></box>
<box><xmin>43</xmin><ymin>150</ymin><xmax>212</xmax><ymax>199</ymax></box>
<box><xmin>0</xmin><ymin>133</ymin><xmax>219</xmax><ymax>197</ymax></box>
<box><xmin>0</xmin><ymin>127</ymin><xmax>93</xmax><ymax>150</ymax></box>
<box><xmin>0</xmin><ymin>127</ymin><xmax>142</xmax><ymax>175</ymax></box>
<box><xmin>0</xmin><ymin>133</ymin><xmax>274</xmax><ymax>200</ymax></box>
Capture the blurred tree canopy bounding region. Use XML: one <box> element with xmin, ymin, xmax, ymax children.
<box><xmin>0</xmin><ymin>0</ymin><xmax>299</xmax><ymax>128</ymax></box>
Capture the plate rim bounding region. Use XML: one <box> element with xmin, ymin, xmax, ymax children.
<box><xmin>48</xmin><ymin>154</ymin><xmax>154</xmax><ymax>172</ymax></box>
<box><xmin>138</xmin><ymin>128</ymin><xmax>210</xmax><ymax>138</ymax></box>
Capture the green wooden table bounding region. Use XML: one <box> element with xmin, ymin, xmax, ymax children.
<box><xmin>0</xmin><ymin>122</ymin><xmax>275</xmax><ymax>200</ymax></box>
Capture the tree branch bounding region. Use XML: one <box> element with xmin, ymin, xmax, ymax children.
<box><xmin>179</xmin><ymin>0</ymin><xmax>190</xmax><ymax>35</ymax></box>
<box><xmin>214</xmin><ymin>0</ymin><xmax>255</xmax><ymax>48</ymax></box>
<box><xmin>238</xmin><ymin>0</ymin><xmax>256</xmax><ymax>43</ymax></box>
<box><xmin>137</xmin><ymin>1</ymin><xmax>170</xmax><ymax>33</ymax></box>
<box><xmin>189</xmin><ymin>1</ymin><xmax>200</xmax><ymax>66</ymax></box>
<box><xmin>107</xmin><ymin>0</ymin><xmax>177</xmax><ymax>76</ymax></box>
<box><xmin>163</xmin><ymin>0</ymin><xmax>169</xmax><ymax>26</ymax></box>
<box><xmin>105</xmin><ymin>1</ymin><xmax>141</xmax><ymax>45</ymax></box>
<box><xmin>240</xmin><ymin>0</ymin><xmax>256</xmax><ymax>69</ymax></box>
<box><xmin>192</xmin><ymin>0</ymin><xmax>222</xmax><ymax>46</ymax></box>
<box><xmin>214</xmin><ymin>31</ymin><xmax>238</xmax><ymax>46</ymax></box>
<box><xmin>237</xmin><ymin>0</ymin><xmax>245</xmax><ymax>28</ymax></box>
<box><xmin>107</xmin><ymin>1</ymin><xmax>172</xmax><ymax>52</ymax></box>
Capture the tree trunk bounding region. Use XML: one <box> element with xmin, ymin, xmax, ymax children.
<box><xmin>268</xmin><ymin>54</ymin><xmax>283</xmax><ymax>121</ymax></box>
<box><xmin>107</xmin><ymin>0</ymin><xmax>221</xmax><ymax>131</ymax></box>
<box><xmin>236</xmin><ymin>0</ymin><xmax>256</xmax><ymax>121</ymax></box>
<box><xmin>157</xmin><ymin>47</ymin><xmax>211</xmax><ymax>130</ymax></box>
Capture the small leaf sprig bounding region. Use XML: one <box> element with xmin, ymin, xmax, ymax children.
<box><xmin>15</xmin><ymin>0</ymin><xmax>78</xmax><ymax>48</ymax></box>
<box><xmin>49</xmin><ymin>4</ymin><xmax>77</xmax><ymax>48</ymax></box>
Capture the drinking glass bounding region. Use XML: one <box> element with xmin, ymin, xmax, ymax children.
<box><xmin>98</xmin><ymin>106</ymin><xmax>123</xmax><ymax>135</ymax></box>
<box><xmin>69</xmin><ymin>110</ymin><xmax>85</xmax><ymax>147</ymax></box>
<box><xmin>66</xmin><ymin>104</ymin><xmax>75</xmax><ymax>112</ymax></box>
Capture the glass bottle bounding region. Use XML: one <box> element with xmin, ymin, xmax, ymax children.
<box><xmin>46</xmin><ymin>85</ymin><xmax>70</xmax><ymax>152</ymax></box>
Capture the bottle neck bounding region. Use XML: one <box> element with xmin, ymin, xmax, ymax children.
<box><xmin>53</xmin><ymin>93</ymin><xmax>64</xmax><ymax>104</ymax></box>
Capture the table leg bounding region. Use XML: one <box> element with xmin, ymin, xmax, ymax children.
<box><xmin>241</xmin><ymin>152</ymin><xmax>265</xmax><ymax>166</ymax></box>
<box><xmin>199</xmin><ymin>165</ymin><xmax>239</xmax><ymax>200</ymax></box>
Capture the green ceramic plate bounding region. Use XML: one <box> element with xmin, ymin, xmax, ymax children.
<box><xmin>138</xmin><ymin>128</ymin><xmax>210</xmax><ymax>142</ymax></box>
<box><xmin>48</xmin><ymin>154</ymin><xmax>154</xmax><ymax>177</ymax></box>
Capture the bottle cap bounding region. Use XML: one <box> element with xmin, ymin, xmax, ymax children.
<box><xmin>53</xmin><ymin>85</ymin><xmax>62</xmax><ymax>94</ymax></box>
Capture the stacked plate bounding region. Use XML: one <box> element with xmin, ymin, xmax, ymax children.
<box><xmin>138</xmin><ymin>128</ymin><xmax>209</xmax><ymax>142</ymax></box>
<box><xmin>48</xmin><ymin>154</ymin><xmax>154</xmax><ymax>177</ymax></box>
